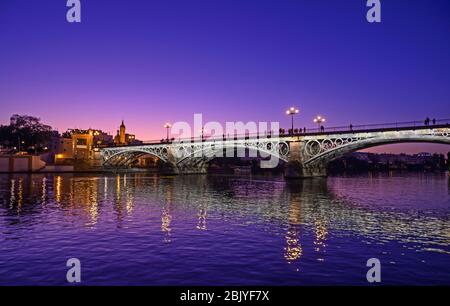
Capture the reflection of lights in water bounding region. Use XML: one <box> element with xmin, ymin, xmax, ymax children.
<box><xmin>69</xmin><ymin>178</ymin><xmax>74</xmax><ymax>207</ymax></box>
<box><xmin>284</xmin><ymin>192</ymin><xmax>302</xmax><ymax>264</ymax></box>
<box><xmin>161</xmin><ymin>206</ymin><xmax>172</xmax><ymax>242</ymax></box>
<box><xmin>55</xmin><ymin>176</ymin><xmax>62</xmax><ymax>203</ymax></box>
<box><xmin>17</xmin><ymin>178</ymin><xmax>23</xmax><ymax>212</ymax></box>
<box><xmin>121</xmin><ymin>173</ymin><xmax>135</xmax><ymax>215</ymax></box>
<box><xmin>41</xmin><ymin>177</ymin><xmax>47</xmax><ymax>204</ymax></box>
<box><xmin>103</xmin><ymin>176</ymin><xmax>108</xmax><ymax>200</ymax></box>
<box><xmin>161</xmin><ymin>181</ymin><xmax>174</xmax><ymax>239</ymax></box>
<box><xmin>196</xmin><ymin>207</ymin><xmax>207</xmax><ymax>230</ymax></box>
<box><xmin>126</xmin><ymin>188</ymin><xmax>134</xmax><ymax>214</ymax></box>
<box><xmin>9</xmin><ymin>179</ymin><xmax>15</xmax><ymax>209</ymax></box>
<box><xmin>314</xmin><ymin>219</ymin><xmax>328</xmax><ymax>253</ymax></box>
<box><xmin>288</xmin><ymin>207</ymin><xmax>301</xmax><ymax>225</ymax></box>
<box><xmin>88</xmin><ymin>181</ymin><xmax>99</xmax><ymax>225</ymax></box>
<box><xmin>66</xmin><ymin>178</ymin><xmax>100</xmax><ymax>226</ymax></box>
<box><xmin>115</xmin><ymin>175</ymin><xmax>123</xmax><ymax>220</ymax></box>
<box><xmin>89</xmin><ymin>203</ymin><xmax>98</xmax><ymax>225</ymax></box>
<box><xmin>116</xmin><ymin>175</ymin><xmax>121</xmax><ymax>196</ymax></box>
<box><xmin>284</xmin><ymin>227</ymin><xmax>303</xmax><ymax>263</ymax></box>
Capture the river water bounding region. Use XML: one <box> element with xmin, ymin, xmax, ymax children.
<box><xmin>0</xmin><ymin>172</ymin><xmax>449</xmax><ymax>285</ymax></box>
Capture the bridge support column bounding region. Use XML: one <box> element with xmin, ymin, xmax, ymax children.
<box><xmin>284</xmin><ymin>141</ymin><xmax>328</xmax><ymax>178</ymax></box>
<box><xmin>284</xmin><ymin>161</ymin><xmax>328</xmax><ymax>178</ymax></box>
<box><xmin>300</xmin><ymin>163</ymin><xmax>328</xmax><ymax>178</ymax></box>
<box><xmin>158</xmin><ymin>162</ymin><xmax>179</xmax><ymax>175</ymax></box>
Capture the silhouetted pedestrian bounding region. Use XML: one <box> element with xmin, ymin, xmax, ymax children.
<box><xmin>320</xmin><ymin>125</ymin><xmax>325</xmax><ymax>132</ymax></box>
<box><xmin>349</xmin><ymin>124</ymin><xmax>353</xmax><ymax>131</ymax></box>
<box><xmin>432</xmin><ymin>118</ymin><xmax>436</xmax><ymax>125</ymax></box>
<box><xmin>303</xmin><ymin>127</ymin><xmax>306</xmax><ymax>133</ymax></box>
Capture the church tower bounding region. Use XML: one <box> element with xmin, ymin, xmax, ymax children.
<box><xmin>119</xmin><ymin>120</ymin><xmax>126</xmax><ymax>144</ymax></box>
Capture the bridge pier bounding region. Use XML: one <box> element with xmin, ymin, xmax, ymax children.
<box><xmin>284</xmin><ymin>161</ymin><xmax>328</xmax><ymax>179</ymax></box>
<box><xmin>284</xmin><ymin>141</ymin><xmax>328</xmax><ymax>178</ymax></box>
<box><xmin>300</xmin><ymin>163</ymin><xmax>328</xmax><ymax>178</ymax></box>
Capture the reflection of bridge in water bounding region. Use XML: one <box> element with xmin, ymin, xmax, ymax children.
<box><xmin>1</xmin><ymin>173</ymin><xmax>449</xmax><ymax>266</ymax></box>
<box><xmin>101</xmin><ymin>119</ymin><xmax>450</xmax><ymax>177</ymax></box>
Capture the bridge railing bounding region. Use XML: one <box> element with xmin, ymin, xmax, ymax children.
<box><xmin>301</xmin><ymin>118</ymin><xmax>450</xmax><ymax>134</ymax></box>
<box><xmin>109</xmin><ymin>118</ymin><xmax>450</xmax><ymax>147</ymax></box>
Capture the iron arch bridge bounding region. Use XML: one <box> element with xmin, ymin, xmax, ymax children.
<box><xmin>100</xmin><ymin>122</ymin><xmax>450</xmax><ymax>177</ymax></box>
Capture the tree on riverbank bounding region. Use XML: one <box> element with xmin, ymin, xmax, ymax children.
<box><xmin>0</xmin><ymin>114</ymin><xmax>53</xmax><ymax>153</ymax></box>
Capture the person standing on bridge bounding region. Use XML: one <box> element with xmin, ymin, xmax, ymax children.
<box><xmin>320</xmin><ymin>125</ymin><xmax>325</xmax><ymax>133</ymax></box>
<box><xmin>432</xmin><ymin>118</ymin><xmax>436</xmax><ymax>125</ymax></box>
<box><xmin>349</xmin><ymin>124</ymin><xmax>353</xmax><ymax>131</ymax></box>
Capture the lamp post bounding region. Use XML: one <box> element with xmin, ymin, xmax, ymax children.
<box><xmin>199</xmin><ymin>127</ymin><xmax>207</xmax><ymax>141</ymax></box>
<box><xmin>285</xmin><ymin>107</ymin><xmax>299</xmax><ymax>135</ymax></box>
<box><xmin>163</xmin><ymin>122</ymin><xmax>172</xmax><ymax>142</ymax></box>
<box><xmin>313</xmin><ymin>115</ymin><xmax>325</xmax><ymax>132</ymax></box>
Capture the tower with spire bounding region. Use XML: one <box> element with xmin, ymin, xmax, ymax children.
<box><xmin>114</xmin><ymin>120</ymin><xmax>127</xmax><ymax>145</ymax></box>
<box><xmin>119</xmin><ymin>120</ymin><xmax>126</xmax><ymax>144</ymax></box>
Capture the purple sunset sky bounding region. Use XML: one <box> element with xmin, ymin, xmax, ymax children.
<box><xmin>0</xmin><ymin>0</ymin><xmax>449</xmax><ymax>153</ymax></box>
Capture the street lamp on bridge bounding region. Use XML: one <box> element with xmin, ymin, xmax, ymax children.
<box><xmin>313</xmin><ymin>115</ymin><xmax>325</xmax><ymax>132</ymax></box>
<box><xmin>285</xmin><ymin>107</ymin><xmax>299</xmax><ymax>135</ymax></box>
<box><xmin>199</xmin><ymin>127</ymin><xmax>207</xmax><ymax>141</ymax></box>
<box><xmin>163</xmin><ymin>122</ymin><xmax>172</xmax><ymax>142</ymax></box>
